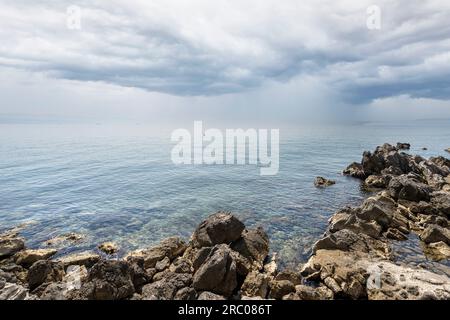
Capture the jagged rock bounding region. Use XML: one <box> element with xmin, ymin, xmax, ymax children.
<box><xmin>54</xmin><ymin>251</ymin><xmax>100</xmax><ymax>268</ymax></box>
<box><xmin>263</xmin><ymin>254</ymin><xmax>278</xmax><ymax>276</ymax></box>
<box><xmin>192</xmin><ymin>244</ymin><xmax>237</xmax><ymax>297</ymax></box>
<box><xmin>422</xmin><ymin>241</ymin><xmax>450</xmax><ymax>261</ymax></box>
<box><xmin>197</xmin><ymin>291</ymin><xmax>226</xmax><ymax>300</ymax></box>
<box><xmin>98</xmin><ymin>242</ymin><xmax>118</xmax><ymax>255</ymax></box>
<box><xmin>169</xmin><ymin>257</ymin><xmax>193</xmax><ymax>274</ymax></box>
<box><xmin>430</xmin><ymin>192</ymin><xmax>450</xmax><ymax>216</ymax></box>
<box><xmin>269</xmin><ymin>279</ymin><xmax>295</xmax><ymax>299</ymax></box>
<box><xmin>241</xmin><ymin>271</ymin><xmax>270</xmax><ymax>298</ymax></box>
<box><xmin>28</xmin><ymin>260</ymin><xmax>65</xmax><ymax>290</ymax></box>
<box><xmin>78</xmin><ymin>260</ymin><xmax>134</xmax><ymax>300</ymax></box>
<box><xmin>0</xmin><ymin>238</ymin><xmax>25</xmax><ymax>259</ymax></box>
<box><xmin>421</xmin><ymin>224</ymin><xmax>450</xmax><ymax>245</ymax></box>
<box><xmin>343</xmin><ymin>162</ymin><xmax>365</xmax><ymax>179</ymax></box>
<box><xmin>192</xmin><ymin>212</ymin><xmax>245</xmax><ymax>248</ymax></box>
<box><xmin>293</xmin><ymin>285</ymin><xmax>334</xmax><ymax>300</ymax></box>
<box><xmin>314</xmin><ymin>177</ymin><xmax>336</xmax><ymax>187</ymax></box>
<box><xmin>126</xmin><ymin>237</ymin><xmax>187</xmax><ymax>269</ymax></box>
<box><xmin>365</xmin><ymin>175</ymin><xmax>391</xmax><ymax>189</ymax></box>
<box><xmin>384</xmin><ymin>228</ymin><xmax>408</xmax><ymax>241</ymax></box>
<box><xmin>396</xmin><ymin>143</ymin><xmax>410</xmax><ymax>150</ymax></box>
<box><xmin>231</xmin><ymin>227</ymin><xmax>269</xmax><ymax>269</ymax></box>
<box><xmin>388</xmin><ymin>174</ymin><xmax>431</xmax><ymax>202</ymax></box>
<box><xmin>313</xmin><ymin>229</ymin><xmax>361</xmax><ymax>253</ymax></box>
<box><xmin>14</xmin><ymin>248</ymin><xmax>57</xmax><ymax>266</ymax></box>
<box><xmin>141</xmin><ymin>272</ymin><xmax>192</xmax><ymax>300</ymax></box>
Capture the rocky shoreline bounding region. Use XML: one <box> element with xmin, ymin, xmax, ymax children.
<box><xmin>1</xmin><ymin>143</ymin><xmax>450</xmax><ymax>300</ymax></box>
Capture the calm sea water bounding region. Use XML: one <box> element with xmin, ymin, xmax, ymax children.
<box><xmin>0</xmin><ymin>121</ymin><xmax>449</xmax><ymax>271</ymax></box>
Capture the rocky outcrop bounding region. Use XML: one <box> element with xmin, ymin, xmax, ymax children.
<box><xmin>314</xmin><ymin>177</ymin><xmax>336</xmax><ymax>187</ymax></box>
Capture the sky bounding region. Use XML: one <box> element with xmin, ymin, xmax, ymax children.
<box><xmin>0</xmin><ymin>0</ymin><xmax>450</xmax><ymax>126</ymax></box>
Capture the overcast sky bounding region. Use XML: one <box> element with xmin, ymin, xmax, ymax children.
<box><xmin>0</xmin><ymin>0</ymin><xmax>449</xmax><ymax>125</ymax></box>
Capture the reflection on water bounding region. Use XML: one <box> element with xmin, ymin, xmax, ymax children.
<box><xmin>0</xmin><ymin>121</ymin><xmax>449</xmax><ymax>269</ymax></box>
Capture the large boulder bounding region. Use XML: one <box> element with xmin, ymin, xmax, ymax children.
<box><xmin>192</xmin><ymin>212</ymin><xmax>245</xmax><ymax>248</ymax></box>
<box><xmin>78</xmin><ymin>260</ymin><xmax>134</xmax><ymax>300</ymax></box>
<box><xmin>231</xmin><ymin>227</ymin><xmax>269</xmax><ymax>268</ymax></box>
<box><xmin>28</xmin><ymin>260</ymin><xmax>65</xmax><ymax>290</ymax></box>
<box><xmin>241</xmin><ymin>271</ymin><xmax>270</xmax><ymax>298</ymax></box>
<box><xmin>192</xmin><ymin>244</ymin><xmax>238</xmax><ymax>297</ymax></box>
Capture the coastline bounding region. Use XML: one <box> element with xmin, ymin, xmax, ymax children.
<box><xmin>1</xmin><ymin>143</ymin><xmax>449</xmax><ymax>300</ymax></box>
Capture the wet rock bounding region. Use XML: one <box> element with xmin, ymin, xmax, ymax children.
<box><xmin>343</xmin><ymin>162</ymin><xmax>365</xmax><ymax>179</ymax></box>
<box><xmin>126</xmin><ymin>237</ymin><xmax>187</xmax><ymax>269</ymax></box>
<box><xmin>384</xmin><ymin>228</ymin><xmax>408</xmax><ymax>241</ymax></box>
<box><xmin>54</xmin><ymin>251</ymin><xmax>100</xmax><ymax>268</ymax></box>
<box><xmin>388</xmin><ymin>174</ymin><xmax>431</xmax><ymax>202</ymax></box>
<box><xmin>396</xmin><ymin>143</ymin><xmax>410</xmax><ymax>150</ymax></box>
<box><xmin>0</xmin><ymin>238</ymin><xmax>25</xmax><ymax>259</ymax></box>
<box><xmin>98</xmin><ymin>242</ymin><xmax>118</xmax><ymax>255</ymax></box>
<box><xmin>192</xmin><ymin>212</ymin><xmax>245</xmax><ymax>248</ymax></box>
<box><xmin>241</xmin><ymin>271</ymin><xmax>270</xmax><ymax>298</ymax></box>
<box><xmin>231</xmin><ymin>227</ymin><xmax>269</xmax><ymax>269</ymax></box>
<box><xmin>423</xmin><ymin>241</ymin><xmax>450</xmax><ymax>261</ymax></box>
<box><xmin>314</xmin><ymin>177</ymin><xmax>336</xmax><ymax>187</ymax></box>
<box><xmin>421</xmin><ymin>224</ymin><xmax>450</xmax><ymax>245</ymax></box>
<box><xmin>263</xmin><ymin>254</ymin><xmax>278</xmax><ymax>276</ymax></box>
<box><xmin>197</xmin><ymin>291</ymin><xmax>226</xmax><ymax>300</ymax></box>
<box><xmin>79</xmin><ymin>260</ymin><xmax>134</xmax><ymax>300</ymax></box>
<box><xmin>269</xmin><ymin>279</ymin><xmax>295</xmax><ymax>299</ymax></box>
<box><xmin>28</xmin><ymin>260</ymin><xmax>65</xmax><ymax>290</ymax></box>
<box><xmin>45</xmin><ymin>233</ymin><xmax>84</xmax><ymax>248</ymax></box>
<box><xmin>192</xmin><ymin>244</ymin><xmax>237</xmax><ymax>297</ymax></box>
<box><xmin>14</xmin><ymin>248</ymin><xmax>57</xmax><ymax>266</ymax></box>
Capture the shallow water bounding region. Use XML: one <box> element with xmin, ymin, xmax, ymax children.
<box><xmin>0</xmin><ymin>121</ymin><xmax>449</xmax><ymax>270</ymax></box>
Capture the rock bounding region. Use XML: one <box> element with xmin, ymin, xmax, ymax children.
<box><xmin>98</xmin><ymin>242</ymin><xmax>118</xmax><ymax>255</ymax></box>
<box><xmin>422</xmin><ymin>147</ymin><xmax>428</xmax><ymax>150</ymax></box>
<box><xmin>269</xmin><ymin>279</ymin><xmax>295</xmax><ymax>299</ymax></box>
<box><xmin>241</xmin><ymin>271</ymin><xmax>270</xmax><ymax>298</ymax></box>
<box><xmin>44</xmin><ymin>233</ymin><xmax>84</xmax><ymax>248</ymax></box>
<box><xmin>430</xmin><ymin>192</ymin><xmax>450</xmax><ymax>216</ymax></box>
<box><xmin>14</xmin><ymin>248</ymin><xmax>57</xmax><ymax>266</ymax></box>
<box><xmin>192</xmin><ymin>244</ymin><xmax>237</xmax><ymax>297</ymax></box>
<box><xmin>263</xmin><ymin>254</ymin><xmax>278</xmax><ymax>276</ymax></box>
<box><xmin>365</xmin><ymin>175</ymin><xmax>391</xmax><ymax>189</ymax></box>
<box><xmin>126</xmin><ymin>237</ymin><xmax>187</xmax><ymax>269</ymax></box>
<box><xmin>0</xmin><ymin>238</ymin><xmax>25</xmax><ymax>259</ymax></box>
<box><xmin>421</xmin><ymin>224</ymin><xmax>450</xmax><ymax>245</ymax></box>
<box><xmin>197</xmin><ymin>291</ymin><xmax>226</xmax><ymax>300</ymax></box>
<box><xmin>366</xmin><ymin>262</ymin><xmax>450</xmax><ymax>300</ymax></box>
<box><xmin>155</xmin><ymin>257</ymin><xmax>170</xmax><ymax>271</ymax></box>
<box><xmin>384</xmin><ymin>228</ymin><xmax>408</xmax><ymax>241</ymax></box>
<box><xmin>174</xmin><ymin>287</ymin><xmax>197</xmax><ymax>300</ymax></box>
<box><xmin>396</xmin><ymin>143</ymin><xmax>411</xmax><ymax>150</ymax></box>
<box><xmin>231</xmin><ymin>227</ymin><xmax>269</xmax><ymax>269</ymax></box>
<box><xmin>79</xmin><ymin>260</ymin><xmax>134</xmax><ymax>300</ymax></box>
<box><xmin>274</xmin><ymin>270</ymin><xmax>302</xmax><ymax>285</ymax></box>
<box><xmin>294</xmin><ymin>285</ymin><xmax>334</xmax><ymax>300</ymax></box>
<box><xmin>169</xmin><ymin>257</ymin><xmax>193</xmax><ymax>274</ymax></box>
<box><xmin>0</xmin><ymin>282</ymin><xmax>35</xmax><ymax>300</ymax></box>
<box><xmin>192</xmin><ymin>212</ymin><xmax>245</xmax><ymax>248</ymax></box>
<box><xmin>357</xmin><ymin>195</ymin><xmax>396</xmax><ymax>228</ymax></box>
<box><xmin>314</xmin><ymin>177</ymin><xmax>336</xmax><ymax>187</ymax></box>
<box><xmin>28</xmin><ymin>260</ymin><xmax>65</xmax><ymax>290</ymax></box>
<box><xmin>54</xmin><ymin>251</ymin><xmax>100</xmax><ymax>268</ymax></box>
<box><xmin>388</xmin><ymin>174</ymin><xmax>431</xmax><ymax>202</ymax></box>
<box><xmin>343</xmin><ymin>162</ymin><xmax>365</xmax><ymax>179</ymax></box>
<box><xmin>141</xmin><ymin>272</ymin><xmax>192</xmax><ymax>300</ymax></box>
<box><xmin>312</xmin><ymin>229</ymin><xmax>361</xmax><ymax>253</ymax></box>
<box><xmin>422</xmin><ymin>241</ymin><xmax>450</xmax><ymax>261</ymax></box>
<box><xmin>445</xmin><ymin>148</ymin><xmax>450</xmax><ymax>153</ymax></box>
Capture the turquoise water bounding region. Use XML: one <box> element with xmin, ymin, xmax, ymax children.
<box><xmin>0</xmin><ymin>121</ymin><xmax>449</xmax><ymax>268</ymax></box>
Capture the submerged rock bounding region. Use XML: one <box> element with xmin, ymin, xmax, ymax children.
<box><xmin>98</xmin><ymin>242</ymin><xmax>118</xmax><ymax>255</ymax></box>
<box><xmin>314</xmin><ymin>177</ymin><xmax>336</xmax><ymax>187</ymax></box>
<box><xmin>396</xmin><ymin>143</ymin><xmax>411</xmax><ymax>150</ymax></box>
